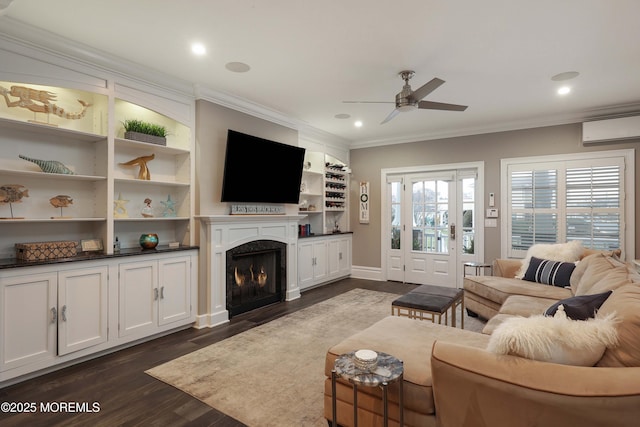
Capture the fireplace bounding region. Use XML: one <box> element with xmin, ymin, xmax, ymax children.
<box><xmin>198</xmin><ymin>214</ymin><xmax>302</xmax><ymax>327</ymax></box>
<box><xmin>226</xmin><ymin>240</ymin><xmax>286</xmax><ymax>317</ymax></box>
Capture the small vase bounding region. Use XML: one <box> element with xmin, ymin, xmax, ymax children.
<box><xmin>139</xmin><ymin>233</ymin><xmax>159</xmax><ymax>249</ymax></box>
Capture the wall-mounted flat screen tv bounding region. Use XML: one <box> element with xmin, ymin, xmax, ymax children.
<box><xmin>221</xmin><ymin>129</ymin><xmax>306</xmax><ymax>204</ymax></box>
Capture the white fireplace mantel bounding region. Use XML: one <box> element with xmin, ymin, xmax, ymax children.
<box><xmin>196</xmin><ymin>215</ymin><xmax>304</xmax><ymax>327</ymax></box>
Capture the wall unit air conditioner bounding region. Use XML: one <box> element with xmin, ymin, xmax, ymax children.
<box><xmin>583</xmin><ymin>115</ymin><xmax>640</xmax><ymax>144</ymax></box>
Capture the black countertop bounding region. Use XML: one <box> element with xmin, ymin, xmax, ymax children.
<box><xmin>0</xmin><ymin>245</ymin><xmax>199</xmax><ymax>270</ymax></box>
<box><xmin>298</xmin><ymin>231</ymin><xmax>353</xmax><ymax>239</ymax></box>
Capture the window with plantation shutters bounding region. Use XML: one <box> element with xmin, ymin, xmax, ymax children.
<box><xmin>501</xmin><ymin>150</ymin><xmax>633</xmax><ymax>259</ymax></box>
<box><xmin>566</xmin><ymin>164</ymin><xmax>621</xmax><ymax>251</ymax></box>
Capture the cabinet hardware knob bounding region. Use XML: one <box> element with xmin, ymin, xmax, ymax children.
<box><xmin>51</xmin><ymin>307</ymin><xmax>57</xmax><ymax>324</ymax></box>
<box><xmin>160</xmin><ymin>286</ymin><xmax>165</xmax><ymax>299</ymax></box>
<box><xmin>154</xmin><ymin>288</ymin><xmax>159</xmax><ymax>301</ymax></box>
<box><xmin>61</xmin><ymin>305</ymin><xmax>67</xmax><ymax>322</ymax></box>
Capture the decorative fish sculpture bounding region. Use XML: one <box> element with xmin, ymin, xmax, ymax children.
<box><xmin>19</xmin><ymin>154</ymin><xmax>75</xmax><ymax>175</ymax></box>
<box><xmin>49</xmin><ymin>195</ymin><xmax>73</xmax><ymax>208</ymax></box>
<box><xmin>0</xmin><ymin>184</ymin><xmax>29</xmax><ymax>204</ymax></box>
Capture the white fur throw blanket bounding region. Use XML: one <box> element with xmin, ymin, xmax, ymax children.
<box><xmin>487</xmin><ymin>306</ymin><xmax>619</xmax><ymax>366</ymax></box>
<box><xmin>515</xmin><ymin>240</ymin><xmax>584</xmax><ymax>279</ymax></box>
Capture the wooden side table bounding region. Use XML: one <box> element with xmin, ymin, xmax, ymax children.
<box><xmin>331</xmin><ymin>351</ymin><xmax>404</xmax><ymax>427</ymax></box>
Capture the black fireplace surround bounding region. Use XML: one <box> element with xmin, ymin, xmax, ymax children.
<box><xmin>226</xmin><ymin>239</ymin><xmax>286</xmax><ymax>317</ymax></box>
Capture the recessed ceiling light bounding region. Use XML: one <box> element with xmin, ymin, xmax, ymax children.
<box><xmin>225</xmin><ymin>62</ymin><xmax>251</xmax><ymax>73</ymax></box>
<box><xmin>335</xmin><ymin>113</ymin><xmax>351</xmax><ymax>119</ymax></box>
<box><xmin>557</xmin><ymin>86</ymin><xmax>571</xmax><ymax>95</ymax></box>
<box><xmin>191</xmin><ymin>43</ymin><xmax>206</xmax><ymax>56</ymax></box>
<box><xmin>354</xmin><ymin>120</ymin><xmax>363</xmax><ymax>128</ymax></box>
<box><xmin>551</xmin><ymin>71</ymin><xmax>579</xmax><ymax>81</ymax></box>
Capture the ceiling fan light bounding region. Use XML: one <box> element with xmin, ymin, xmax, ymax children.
<box><xmin>398</xmin><ymin>104</ymin><xmax>417</xmax><ymax>112</ymax></box>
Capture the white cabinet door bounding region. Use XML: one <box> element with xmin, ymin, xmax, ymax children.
<box><xmin>327</xmin><ymin>236</ymin><xmax>351</xmax><ymax>280</ymax></box>
<box><xmin>328</xmin><ymin>239</ymin><xmax>341</xmax><ymax>278</ymax></box>
<box><xmin>158</xmin><ymin>256</ymin><xmax>191</xmax><ymax>326</ymax></box>
<box><xmin>312</xmin><ymin>240</ymin><xmax>328</xmax><ymax>282</ymax></box>
<box><xmin>57</xmin><ymin>266</ymin><xmax>108</xmax><ymax>356</ymax></box>
<box><xmin>338</xmin><ymin>237</ymin><xmax>351</xmax><ymax>276</ymax></box>
<box><xmin>0</xmin><ymin>272</ymin><xmax>57</xmax><ymax>371</ymax></box>
<box><xmin>119</xmin><ymin>260</ymin><xmax>158</xmax><ymax>338</ymax></box>
<box><xmin>298</xmin><ymin>241</ymin><xmax>315</xmax><ymax>290</ymax></box>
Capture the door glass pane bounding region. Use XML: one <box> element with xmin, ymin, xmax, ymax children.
<box><xmin>412</xmin><ymin>179</ymin><xmax>449</xmax><ymax>254</ymax></box>
<box><xmin>390</xmin><ymin>181</ymin><xmax>401</xmax><ymax>249</ymax></box>
<box><xmin>462</xmin><ymin>177</ymin><xmax>475</xmax><ymax>254</ymax></box>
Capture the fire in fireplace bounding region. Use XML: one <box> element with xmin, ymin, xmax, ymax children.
<box><xmin>226</xmin><ymin>240</ymin><xmax>286</xmax><ymax>317</ymax></box>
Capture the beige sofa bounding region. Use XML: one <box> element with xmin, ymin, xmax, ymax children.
<box><xmin>323</xmin><ymin>252</ymin><xmax>640</xmax><ymax>426</ymax></box>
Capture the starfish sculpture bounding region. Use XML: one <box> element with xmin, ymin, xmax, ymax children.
<box><xmin>114</xmin><ymin>193</ymin><xmax>129</xmax><ymax>218</ymax></box>
<box><xmin>160</xmin><ymin>194</ymin><xmax>177</xmax><ymax>217</ymax></box>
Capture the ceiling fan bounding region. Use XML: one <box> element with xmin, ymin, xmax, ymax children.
<box><xmin>344</xmin><ymin>70</ymin><xmax>468</xmax><ymax>124</ymax></box>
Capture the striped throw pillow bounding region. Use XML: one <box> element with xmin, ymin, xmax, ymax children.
<box><xmin>523</xmin><ymin>256</ymin><xmax>576</xmax><ymax>287</ymax></box>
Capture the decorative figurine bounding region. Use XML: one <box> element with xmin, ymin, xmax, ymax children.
<box><xmin>160</xmin><ymin>194</ymin><xmax>177</xmax><ymax>217</ymax></box>
<box><xmin>49</xmin><ymin>194</ymin><xmax>73</xmax><ymax>219</ymax></box>
<box><xmin>114</xmin><ymin>193</ymin><xmax>129</xmax><ymax>218</ymax></box>
<box><xmin>19</xmin><ymin>154</ymin><xmax>75</xmax><ymax>175</ymax></box>
<box><xmin>141</xmin><ymin>198</ymin><xmax>154</xmax><ymax>218</ymax></box>
<box><xmin>119</xmin><ymin>154</ymin><xmax>154</xmax><ymax>180</ymax></box>
<box><xmin>0</xmin><ymin>184</ymin><xmax>29</xmax><ymax>219</ymax></box>
<box><xmin>0</xmin><ymin>84</ymin><xmax>92</xmax><ymax>126</ymax></box>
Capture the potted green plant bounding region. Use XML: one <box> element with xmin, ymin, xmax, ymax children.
<box><xmin>123</xmin><ymin>119</ymin><xmax>168</xmax><ymax>146</ymax></box>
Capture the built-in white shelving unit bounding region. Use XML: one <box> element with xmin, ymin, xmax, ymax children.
<box><xmin>298</xmin><ymin>150</ymin><xmax>349</xmax><ymax>235</ymax></box>
<box><xmin>0</xmin><ymin>44</ymin><xmax>198</xmax><ymax>386</ymax></box>
<box><xmin>0</xmin><ymin>79</ymin><xmax>195</xmax><ymax>258</ymax></box>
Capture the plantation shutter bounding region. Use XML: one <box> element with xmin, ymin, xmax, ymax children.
<box><xmin>565</xmin><ymin>163</ymin><xmax>621</xmax><ymax>251</ymax></box>
<box><xmin>509</xmin><ymin>168</ymin><xmax>559</xmax><ymax>254</ymax></box>
<box><xmin>506</xmin><ymin>154</ymin><xmax>626</xmax><ymax>258</ymax></box>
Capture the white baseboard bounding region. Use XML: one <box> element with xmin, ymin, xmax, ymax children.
<box><xmin>195</xmin><ymin>312</ymin><xmax>230</xmax><ymax>329</ymax></box>
<box><xmin>350</xmin><ymin>265</ymin><xmax>384</xmax><ymax>281</ymax></box>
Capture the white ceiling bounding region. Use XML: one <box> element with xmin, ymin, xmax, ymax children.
<box><xmin>2</xmin><ymin>0</ymin><xmax>640</xmax><ymax>148</ymax></box>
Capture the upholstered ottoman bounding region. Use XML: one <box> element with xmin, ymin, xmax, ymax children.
<box><xmin>391</xmin><ymin>284</ymin><xmax>465</xmax><ymax>328</ymax></box>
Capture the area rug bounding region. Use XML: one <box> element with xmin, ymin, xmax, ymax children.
<box><xmin>146</xmin><ymin>288</ymin><xmax>484</xmax><ymax>426</ymax></box>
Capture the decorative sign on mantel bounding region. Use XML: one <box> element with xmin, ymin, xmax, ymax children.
<box><xmin>359</xmin><ymin>181</ymin><xmax>370</xmax><ymax>224</ymax></box>
<box><xmin>231</xmin><ymin>204</ymin><xmax>285</xmax><ymax>215</ymax></box>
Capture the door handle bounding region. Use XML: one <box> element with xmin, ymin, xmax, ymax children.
<box><xmin>450</xmin><ymin>224</ymin><xmax>456</xmax><ymax>240</ymax></box>
<box><xmin>154</xmin><ymin>288</ymin><xmax>159</xmax><ymax>301</ymax></box>
<box><xmin>61</xmin><ymin>305</ymin><xmax>67</xmax><ymax>322</ymax></box>
<box><xmin>50</xmin><ymin>307</ymin><xmax>57</xmax><ymax>324</ymax></box>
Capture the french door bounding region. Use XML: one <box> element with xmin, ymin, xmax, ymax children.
<box><xmin>386</xmin><ymin>167</ymin><xmax>480</xmax><ymax>288</ymax></box>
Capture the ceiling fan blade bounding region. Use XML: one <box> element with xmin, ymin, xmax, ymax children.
<box><xmin>418</xmin><ymin>100</ymin><xmax>468</xmax><ymax>111</ymax></box>
<box><xmin>381</xmin><ymin>108</ymin><xmax>400</xmax><ymax>124</ymax></box>
<box><xmin>411</xmin><ymin>77</ymin><xmax>445</xmax><ymax>101</ymax></box>
<box><xmin>342</xmin><ymin>101</ymin><xmax>395</xmax><ymax>104</ymax></box>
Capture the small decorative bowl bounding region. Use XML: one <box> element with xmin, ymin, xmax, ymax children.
<box><xmin>354</xmin><ymin>349</ymin><xmax>378</xmax><ymax>372</ymax></box>
<box><xmin>139</xmin><ymin>233</ymin><xmax>159</xmax><ymax>249</ymax></box>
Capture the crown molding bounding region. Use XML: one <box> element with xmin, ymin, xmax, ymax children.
<box><xmin>194</xmin><ymin>84</ymin><xmax>301</xmax><ymax>131</ymax></box>
<box><xmin>0</xmin><ymin>17</ymin><xmax>194</xmax><ymax>98</ymax></box>
<box><xmin>349</xmin><ymin>103</ymin><xmax>640</xmax><ymax>149</ymax></box>
<box><xmin>195</xmin><ymin>84</ymin><xmax>351</xmax><ymax>150</ymax></box>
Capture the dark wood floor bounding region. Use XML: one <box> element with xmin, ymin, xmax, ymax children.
<box><xmin>0</xmin><ymin>278</ymin><xmax>416</xmax><ymax>427</ymax></box>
